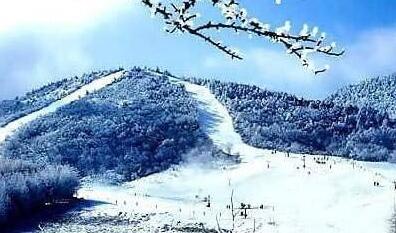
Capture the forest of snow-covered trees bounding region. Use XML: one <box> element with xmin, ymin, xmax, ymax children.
<box><xmin>185</xmin><ymin>76</ymin><xmax>396</xmax><ymax>162</ymax></box>
<box><xmin>0</xmin><ymin>69</ymin><xmax>122</xmax><ymax>127</ymax></box>
<box><xmin>0</xmin><ymin>158</ymin><xmax>79</xmax><ymax>226</ymax></box>
<box><xmin>328</xmin><ymin>73</ymin><xmax>396</xmax><ymax>118</ymax></box>
<box><xmin>1</xmin><ymin>68</ymin><xmax>212</xmax><ymax>181</ymax></box>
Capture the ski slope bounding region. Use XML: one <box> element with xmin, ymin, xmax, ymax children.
<box><xmin>0</xmin><ymin>70</ymin><xmax>125</xmax><ymax>143</ymax></box>
<box><xmin>1</xmin><ymin>70</ymin><xmax>395</xmax><ymax>232</ymax></box>
<box><xmin>169</xmin><ymin>77</ymin><xmax>265</xmax><ymax>160</ymax></box>
<box><xmin>73</xmin><ymin>76</ymin><xmax>396</xmax><ymax>233</ymax></box>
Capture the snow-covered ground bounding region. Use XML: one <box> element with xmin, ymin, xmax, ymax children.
<box><xmin>0</xmin><ymin>71</ymin><xmax>125</xmax><ymax>143</ymax></box>
<box><xmin>74</xmin><ymin>77</ymin><xmax>396</xmax><ymax>233</ymax></box>
<box><xmin>1</xmin><ymin>71</ymin><xmax>396</xmax><ymax>232</ymax></box>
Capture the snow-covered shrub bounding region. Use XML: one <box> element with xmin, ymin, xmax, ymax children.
<box><xmin>0</xmin><ymin>159</ymin><xmax>79</xmax><ymax>226</ymax></box>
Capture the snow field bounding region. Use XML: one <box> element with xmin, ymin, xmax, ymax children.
<box><xmin>77</xmin><ymin>150</ymin><xmax>396</xmax><ymax>233</ymax></box>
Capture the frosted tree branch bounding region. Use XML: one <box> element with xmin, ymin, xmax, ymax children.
<box><xmin>141</xmin><ymin>0</ymin><xmax>345</xmax><ymax>74</ymax></box>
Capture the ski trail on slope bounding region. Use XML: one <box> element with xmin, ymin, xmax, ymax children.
<box><xmin>0</xmin><ymin>71</ymin><xmax>125</xmax><ymax>143</ymax></box>
<box><xmin>169</xmin><ymin>77</ymin><xmax>266</xmax><ymax>160</ymax></box>
<box><xmin>169</xmin><ymin>77</ymin><xmax>396</xmax><ymax>181</ymax></box>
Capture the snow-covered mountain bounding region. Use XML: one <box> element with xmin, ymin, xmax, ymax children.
<box><xmin>4</xmin><ymin>69</ymin><xmax>396</xmax><ymax>166</ymax></box>
<box><xmin>30</xmin><ymin>70</ymin><xmax>396</xmax><ymax>233</ymax></box>
<box><xmin>1</xmin><ymin>68</ymin><xmax>215</xmax><ymax>181</ymax></box>
<box><xmin>0</xmin><ymin>68</ymin><xmax>217</xmax><ymax>230</ymax></box>
<box><xmin>186</xmin><ymin>76</ymin><xmax>396</xmax><ymax>162</ymax></box>
<box><xmin>1</xmin><ymin>68</ymin><xmax>396</xmax><ymax>232</ymax></box>
<box><xmin>69</xmin><ymin>76</ymin><xmax>396</xmax><ymax>233</ymax></box>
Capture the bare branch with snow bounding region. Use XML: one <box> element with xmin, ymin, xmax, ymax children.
<box><xmin>141</xmin><ymin>0</ymin><xmax>344</xmax><ymax>74</ymax></box>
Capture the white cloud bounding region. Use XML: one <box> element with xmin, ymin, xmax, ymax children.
<box><xmin>0</xmin><ymin>0</ymin><xmax>134</xmax><ymax>33</ymax></box>
<box><xmin>0</xmin><ymin>0</ymin><xmax>140</xmax><ymax>100</ymax></box>
<box><xmin>0</xmin><ymin>32</ymin><xmax>94</xmax><ymax>99</ymax></box>
<box><xmin>333</xmin><ymin>26</ymin><xmax>396</xmax><ymax>82</ymax></box>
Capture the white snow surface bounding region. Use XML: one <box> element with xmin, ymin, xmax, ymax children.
<box><xmin>76</xmin><ymin>76</ymin><xmax>396</xmax><ymax>233</ymax></box>
<box><xmin>0</xmin><ymin>71</ymin><xmax>125</xmax><ymax>143</ymax></box>
<box><xmin>0</xmin><ymin>70</ymin><xmax>395</xmax><ymax>232</ymax></box>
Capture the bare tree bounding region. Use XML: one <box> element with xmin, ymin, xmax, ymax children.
<box><xmin>141</xmin><ymin>0</ymin><xmax>344</xmax><ymax>74</ymax></box>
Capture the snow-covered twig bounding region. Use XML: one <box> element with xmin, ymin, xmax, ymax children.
<box><xmin>141</xmin><ymin>0</ymin><xmax>344</xmax><ymax>74</ymax></box>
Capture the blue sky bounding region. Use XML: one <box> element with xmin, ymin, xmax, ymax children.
<box><xmin>0</xmin><ymin>0</ymin><xmax>395</xmax><ymax>100</ymax></box>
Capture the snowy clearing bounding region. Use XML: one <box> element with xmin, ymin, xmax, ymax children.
<box><xmin>74</xmin><ymin>76</ymin><xmax>396</xmax><ymax>233</ymax></box>
<box><xmin>0</xmin><ymin>71</ymin><xmax>125</xmax><ymax>143</ymax></box>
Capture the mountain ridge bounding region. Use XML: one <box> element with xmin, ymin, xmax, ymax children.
<box><xmin>182</xmin><ymin>72</ymin><xmax>396</xmax><ymax>161</ymax></box>
<box><xmin>2</xmin><ymin>68</ymin><xmax>396</xmax><ymax>164</ymax></box>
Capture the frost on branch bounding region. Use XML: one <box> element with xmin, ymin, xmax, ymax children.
<box><xmin>141</xmin><ymin>0</ymin><xmax>345</xmax><ymax>74</ymax></box>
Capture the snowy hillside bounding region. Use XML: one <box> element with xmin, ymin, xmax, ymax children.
<box><xmin>0</xmin><ymin>69</ymin><xmax>122</xmax><ymax>128</ymax></box>
<box><xmin>36</xmin><ymin>72</ymin><xmax>396</xmax><ymax>233</ymax></box>
<box><xmin>328</xmin><ymin>73</ymin><xmax>396</xmax><ymax>118</ymax></box>
<box><xmin>0</xmin><ymin>70</ymin><xmax>125</xmax><ymax>227</ymax></box>
<box><xmin>1</xmin><ymin>69</ymin><xmax>396</xmax><ymax>232</ymax></box>
<box><xmin>0</xmin><ymin>71</ymin><xmax>125</xmax><ymax>143</ymax></box>
<box><xmin>1</xmin><ymin>69</ymin><xmax>214</xmax><ymax>182</ymax></box>
<box><xmin>184</xmin><ymin>76</ymin><xmax>396</xmax><ymax>162</ymax></box>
